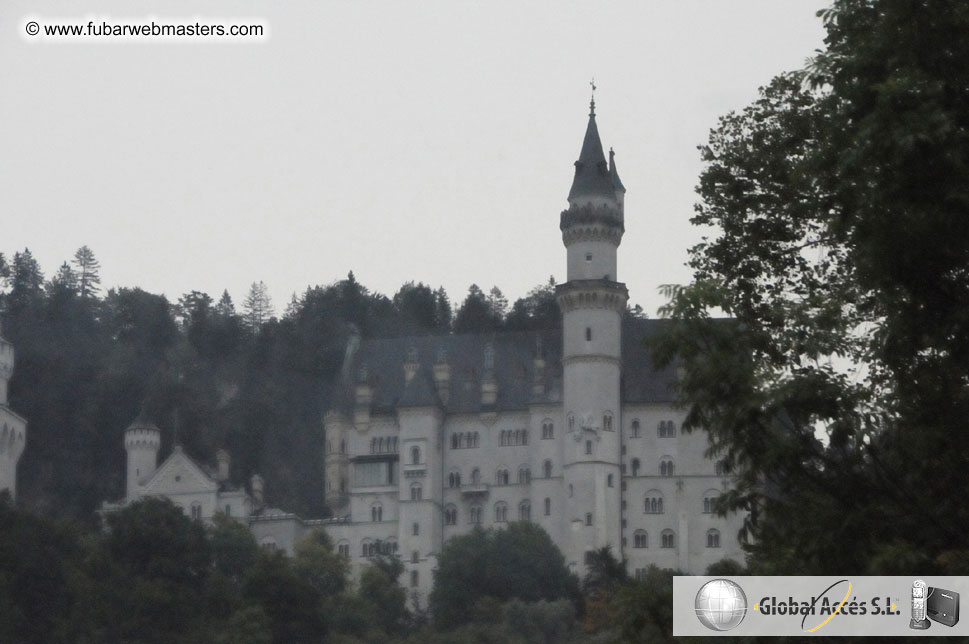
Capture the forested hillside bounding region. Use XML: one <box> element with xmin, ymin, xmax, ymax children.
<box><xmin>0</xmin><ymin>247</ymin><xmax>589</xmax><ymax>519</ymax></box>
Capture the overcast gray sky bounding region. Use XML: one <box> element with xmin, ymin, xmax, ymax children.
<box><xmin>1</xmin><ymin>1</ymin><xmax>827</xmax><ymax>317</ymax></box>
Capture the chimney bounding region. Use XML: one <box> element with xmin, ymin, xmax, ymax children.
<box><xmin>481</xmin><ymin>342</ymin><xmax>497</xmax><ymax>406</ymax></box>
<box><xmin>250</xmin><ymin>474</ymin><xmax>264</xmax><ymax>508</ymax></box>
<box><xmin>433</xmin><ymin>346</ymin><xmax>451</xmax><ymax>405</ymax></box>
<box><xmin>403</xmin><ymin>344</ymin><xmax>419</xmax><ymax>383</ymax></box>
<box><xmin>216</xmin><ymin>449</ymin><xmax>230</xmax><ymax>483</ymax></box>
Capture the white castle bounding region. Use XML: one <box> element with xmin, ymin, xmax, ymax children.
<box><xmin>108</xmin><ymin>98</ymin><xmax>744</xmax><ymax>603</ymax></box>
<box><xmin>0</xmin><ymin>325</ymin><xmax>26</xmax><ymax>500</ymax></box>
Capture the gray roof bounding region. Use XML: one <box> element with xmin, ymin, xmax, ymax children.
<box><xmin>330</xmin><ymin>318</ymin><xmax>680</xmax><ymax>416</ymax></box>
<box><xmin>567</xmin><ymin>106</ymin><xmax>617</xmax><ymax>201</ymax></box>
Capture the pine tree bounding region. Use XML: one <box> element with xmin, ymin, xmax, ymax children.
<box><xmin>243</xmin><ymin>281</ymin><xmax>273</xmax><ymax>331</ymax></box>
<box><xmin>72</xmin><ymin>246</ymin><xmax>101</xmax><ymax>298</ymax></box>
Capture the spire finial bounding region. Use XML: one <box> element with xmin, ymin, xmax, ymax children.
<box><xmin>589</xmin><ymin>78</ymin><xmax>597</xmax><ymax>116</ymax></box>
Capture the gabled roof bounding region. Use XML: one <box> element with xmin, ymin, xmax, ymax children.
<box><xmin>142</xmin><ymin>446</ymin><xmax>218</xmax><ymax>496</ymax></box>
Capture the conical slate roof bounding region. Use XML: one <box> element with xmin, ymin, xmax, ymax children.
<box><xmin>568</xmin><ymin>101</ymin><xmax>616</xmax><ymax>200</ymax></box>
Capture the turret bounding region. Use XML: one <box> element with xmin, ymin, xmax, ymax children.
<box><xmin>124</xmin><ymin>417</ymin><xmax>161</xmax><ymax>501</ymax></box>
<box><xmin>557</xmin><ymin>92</ymin><xmax>627</xmax><ymax>572</ymax></box>
<box><xmin>0</xmin><ymin>325</ymin><xmax>26</xmax><ymax>500</ymax></box>
<box><xmin>433</xmin><ymin>346</ymin><xmax>451</xmax><ymax>406</ymax></box>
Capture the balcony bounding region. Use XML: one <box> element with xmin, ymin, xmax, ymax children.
<box><xmin>461</xmin><ymin>483</ymin><xmax>489</xmax><ymax>496</ymax></box>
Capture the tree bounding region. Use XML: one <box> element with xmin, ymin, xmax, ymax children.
<box><xmin>244</xmin><ymin>550</ymin><xmax>325</xmax><ymax>644</ymax></box>
<box><xmin>243</xmin><ymin>281</ymin><xmax>273</xmax><ymax>331</ymax></box>
<box><xmin>504</xmin><ymin>277</ymin><xmax>560</xmax><ymax>332</ymax></box>
<box><xmin>454</xmin><ymin>284</ymin><xmax>498</xmax><ymax>334</ymax></box>
<box><xmin>654</xmin><ymin>0</ymin><xmax>969</xmax><ymax>575</ymax></box>
<box><xmin>430</xmin><ymin>523</ymin><xmax>580</xmax><ymax>630</ymax></box>
<box><xmin>357</xmin><ymin>555</ymin><xmax>409</xmax><ymax>637</ymax></box>
<box><xmin>393</xmin><ymin>281</ymin><xmax>439</xmax><ymax>334</ymax></box>
<box><xmin>72</xmin><ymin>245</ymin><xmax>101</xmax><ymax>298</ymax></box>
<box><xmin>292</xmin><ymin>528</ymin><xmax>349</xmax><ymax>598</ymax></box>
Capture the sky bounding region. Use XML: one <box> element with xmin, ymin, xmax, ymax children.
<box><xmin>0</xmin><ymin>1</ymin><xmax>828</xmax><ymax>318</ymax></box>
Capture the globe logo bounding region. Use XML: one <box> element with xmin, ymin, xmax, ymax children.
<box><xmin>695</xmin><ymin>579</ymin><xmax>748</xmax><ymax>631</ymax></box>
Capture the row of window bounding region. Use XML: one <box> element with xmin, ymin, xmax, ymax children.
<box><xmin>499</xmin><ymin>429</ymin><xmax>529</xmax><ymax>446</ymax></box>
<box><xmin>369</xmin><ymin>436</ymin><xmax>398</xmax><ymax>454</ymax></box>
<box><xmin>444</xmin><ymin>500</ymin><xmax>537</xmax><ymax>525</ymax></box>
<box><xmin>450</xmin><ymin>432</ymin><xmax>480</xmax><ymax>449</ymax></box>
<box><xmin>630</xmin><ymin>529</ymin><xmax>721</xmax><ymax>549</ymax></box>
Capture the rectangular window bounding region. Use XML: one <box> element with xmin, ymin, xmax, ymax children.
<box><xmin>410</xmin><ymin>570</ymin><xmax>419</xmax><ymax>588</ymax></box>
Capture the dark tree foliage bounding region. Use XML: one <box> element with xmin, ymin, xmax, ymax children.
<box><xmin>454</xmin><ymin>284</ymin><xmax>502</xmax><ymax>334</ymax></box>
<box><xmin>504</xmin><ymin>277</ymin><xmax>561</xmax><ymax>332</ymax></box>
<box><xmin>654</xmin><ymin>0</ymin><xmax>969</xmax><ymax>575</ymax></box>
<box><xmin>430</xmin><ymin>523</ymin><xmax>580</xmax><ymax>630</ymax></box>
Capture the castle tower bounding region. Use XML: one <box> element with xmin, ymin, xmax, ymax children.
<box><xmin>0</xmin><ymin>326</ymin><xmax>27</xmax><ymax>500</ymax></box>
<box><xmin>556</xmin><ymin>94</ymin><xmax>628</xmax><ymax>571</ymax></box>
<box><xmin>124</xmin><ymin>416</ymin><xmax>161</xmax><ymax>501</ymax></box>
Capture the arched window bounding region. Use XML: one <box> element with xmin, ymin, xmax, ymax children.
<box><xmin>631</xmin><ymin>458</ymin><xmax>641</xmax><ymax>476</ymax></box>
<box><xmin>411</xmin><ymin>446</ymin><xmax>421</xmax><ymax>465</ymax></box>
<box><xmin>378</xmin><ymin>437</ymin><xmax>385</xmax><ymax>453</ymax></box>
<box><xmin>412</xmin><ymin>522</ymin><xmax>420</xmax><ymax>536</ymax></box>
<box><xmin>543</xmin><ymin>459</ymin><xmax>553</xmax><ymax>478</ymax></box>
<box><xmin>444</xmin><ymin>504</ymin><xmax>458</xmax><ymax>525</ymax></box>
<box><xmin>660</xmin><ymin>458</ymin><xmax>675</xmax><ymax>477</ymax></box>
<box><xmin>371</xmin><ymin>437</ymin><xmax>377</xmax><ymax>454</ymax></box>
<box><xmin>519</xmin><ymin>501</ymin><xmax>531</xmax><ymax>522</ymax></box>
<box><xmin>518</xmin><ymin>466</ymin><xmax>530</xmax><ymax>484</ymax></box>
<box><xmin>568</xmin><ymin>484</ymin><xmax>574</xmax><ymax>498</ymax></box>
<box><xmin>645</xmin><ymin>491</ymin><xmax>664</xmax><ymax>514</ymax></box>
<box><xmin>568</xmin><ymin>413</ymin><xmax>575</xmax><ymax>431</ymax></box>
<box><xmin>544</xmin><ymin>497</ymin><xmax>551</xmax><ymax>516</ymax></box>
<box><xmin>521</xmin><ymin>429</ymin><xmax>528</xmax><ymax>445</ymax></box>
<box><xmin>703</xmin><ymin>491</ymin><xmax>719</xmax><ymax>514</ymax></box>
<box><xmin>585</xmin><ymin>440</ymin><xmax>593</xmax><ymax>455</ymax></box>
<box><xmin>472</xmin><ymin>432</ymin><xmax>479</xmax><ymax>448</ymax></box>
<box><xmin>410</xmin><ymin>482</ymin><xmax>423</xmax><ymax>501</ymax></box>
<box><xmin>471</xmin><ymin>467</ymin><xmax>481</xmax><ymax>485</ymax></box>
<box><xmin>451</xmin><ymin>434</ymin><xmax>458</xmax><ymax>449</ymax></box>
<box><xmin>338</xmin><ymin>541</ymin><xmax>350</xmax><ymax>558</ymax></box>
<box><xmin>631</xmin><ymin>419</ymin><xmax>641</xmax><ymax>438</ymax></box>
<box><xmin>458</xmin><ymin>433</ymin><xmax>466</xmax><ymax>449</ymax></box>
<box><xmin>661</xmin><ymin>530</ymin><xmax>676</xmax><ymax>549</ymax></box>
<box><xmin>470</xmin><ymin>506</ymin><xmax>482</xmax><ymax>524</ymax></box>
<box><xmin>607</xmin><ymin>473</ymin><xmax>614</xmax><ymax>487</ymax></box>
<box><xmin>658</xmin><ymin>420</ymin><xmax>677</xmax><ymax>438</ymax></box>
<box><xmin>542</xmin><ymin>421</ymin><xmax>554</xmax><ymax>439</ymax></box>
<box><xmin>371</xmin><ymin>503</ymin><xmax>383</xmax><ymax>522</ymax></box>
<box><xmin>603</xmin><ymin>412</ymin><xmax>613</xmax><ymax>432</ymax></box>
<box><xmin>361</xmin><ymin>539</ymin><xmax>372</xmax><ymax>557</ymax></box>
<box><xmin>585</xmin><ymin>513</ymin><xmax>593</xmax><ymax>526</ymax></box>
<box><xmin>411</xmin><ymin>550</ymin><xmax>420</xmax><ymax>564</ymax></box>
<box><xmin>707</xmin><ymin>529</ymin><xmax>721</xmax><ymax>548</ymax></box>
<box><xmin>634</xmin><ymin>530</ymin><xmax>648</xmax><ymax>549</ymax></box>
<box><xmin>496</xmin><ymin>468</ymin><xmax>509</xmax><ymax>485</ymax></box>
<box><xmin>495</xmin><ymin>502</ymin><xmax>508</xmax><ymax>523</ymax></box>
<box><xmin>191</xmin><ymin>503</ymin><xmax>202</xmax><ymax>520</ymax></box>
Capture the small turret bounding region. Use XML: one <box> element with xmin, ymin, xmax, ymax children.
<box><xmin>124</xmin><ymin>417</ymin><xmax>161</xmax><ymax>501</ymax></box>
<box><xmin>0</xmin><ymin>325</ymin><xmax>26</xmax><ymax>500</ymax></box>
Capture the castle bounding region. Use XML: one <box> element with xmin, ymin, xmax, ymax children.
<box><xmin>104</xmin><ymin>98</ymin><xmax>744</xmax><ymax>603</ymax></box>
<box><xmin>316</xmin><ymin>98</ymin><xmax>744</xmax><ymax>599</ymax></box>
<box><xmin>0</xmin><ymin>325</ymin><xmax>26</xmax><ymax>500</ymax></box>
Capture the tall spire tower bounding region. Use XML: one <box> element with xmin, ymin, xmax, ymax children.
<box><xmin>556</xmin><ymin>90</ymin><xmax>627</xmax><ymax>571</ymax></box>
<box><xmin>0</xmin><ymin>324</ymin><xmax>27</xmax><ymax>500</ymax></box>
